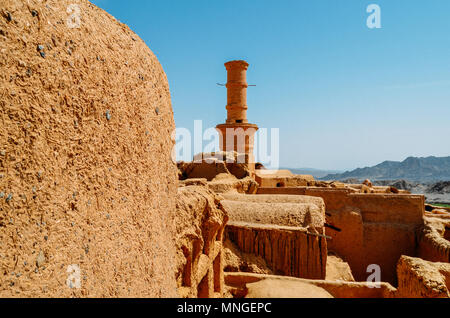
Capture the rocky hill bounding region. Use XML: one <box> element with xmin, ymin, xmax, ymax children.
<box><xmin>322</xmin><ymin>156</ymin><xmax>450</xmax><ymax>183</ymax></box>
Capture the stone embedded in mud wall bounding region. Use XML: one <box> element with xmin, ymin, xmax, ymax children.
<box><xmin>0</xmin><ymin>0</ymin><xmax>177</xmax><ymax>297</ymax></box>
<box><xmin>174</xmin><ymin>185</ymin><xmax>228</xmax><ymax>298</ymax></box>
<box><xmin>396</xmin><ymin>256</ymin><xmax>450</xmax><ymax>298</ymax></box>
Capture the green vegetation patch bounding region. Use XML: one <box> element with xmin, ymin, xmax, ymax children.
<box><xmin>433</xmin><ymin>203</ymin><xmax>450</xmax><ymax>208</ymax></box>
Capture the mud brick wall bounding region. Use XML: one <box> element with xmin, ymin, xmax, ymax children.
<box><xmin>417</xmin><ymin>226</ymin><xmax>450</xmax><ymax>263</ymax></box>
<box><xmin>226</xmin><ymin>222</ymin><xmax>327</xmax><ymax>279</ymax></box>
<box><xmin>0</xmin><ymin>0</ymin><xmax>177</xmax><ymax>297</ymax></box>
<box><xmin>175</xmin><ymin>185</ymin><xmax>228</xmax><ymax>298</ymax></box>
<box><xmin>257</xmin><ymin>187</ymin><xmax>425</xmax><ymax>285</ymax></box>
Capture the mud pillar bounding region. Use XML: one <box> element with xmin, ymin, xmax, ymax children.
<box><xmin>216</xmin><ymin>60</ymin><xmax>258</xmax><ymax>174</ymax></box>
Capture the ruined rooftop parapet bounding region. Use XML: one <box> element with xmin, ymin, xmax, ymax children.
<box><xmin>175</xmin><ymin>185</ymin><xmax>229</xmax><ymax>298</ymax></box>
<box><xmin>417</xmin><ymin>223</ymin><xmax>450</xmax><ymax>263</ymax></box>
<box><xmin>221</xmin><ymin>200</ymin><xmax>324</xmax><ymax>230</ymax></box>
<box><xmin>221</xmin><ymin>193</ymin><xmax>325</xmax><ymax>214</ymax></box>
<box><xmin>396</xmin><ymin>256</ymin><xmax>450</xmax><ymax>298</ymax></box>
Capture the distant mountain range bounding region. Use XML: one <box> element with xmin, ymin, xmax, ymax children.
<box><xmin>320</xmin><ymin>156</ymin><xmax>450</xmax><ymax>183</ymax></box>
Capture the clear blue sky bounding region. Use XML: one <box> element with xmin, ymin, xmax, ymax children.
<box><xmin>92</xmin><ymin>0</ymin><xmax>450</xmax><ymax>171</ymax></box>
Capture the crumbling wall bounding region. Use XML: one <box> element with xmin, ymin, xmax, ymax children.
<box><xmin>221</xmin><ymin>200</ymin><xmax>324</xmax><ymax>231</ymax></box>
<box><xmin>258</xmin><ymin>187</ymin><xmax>425</xmax><ymax>285</ymax></box>
<box><xmin>258</xmin><ymin>187</ymin><xmax>352</xmax><ymax>211</ymax></box>
<box><xmin>222</xmin><ymin>193</ymin><xmax>325</xmax><ymax>218</ymax></box>
<box><xmin>223</xmin><ymin>237</ymin><xmax>273</xmax><ymax>275</ymax></box>
<box><xmin>326</xmin><ymin>253</ymin><xmax>355</xmax><ymax>282</ymax></box>
<box><xmin>417</xmin><ymin>224</ymin><xmax>450</xmax><ymax>263</ymax></box>
<box><xmin>179</xmin><ymin>152</ymin><xmax>251</xmax><ymax>181</ymax></box>
<box><xmin>226</xmin><ymin>222</ymin><xmax>327</xmax><ymax>279</ymax></box>
<box><xmin>174</xmin><ymin>185</ymin><xmax>228</xmax><ymax>298</ymax></box>
<box><xmin>178</xmin><ymin>161</ymin><xmax>230</xmax><ymax>182</ymax></box>
<box><xmin>254</xmin><ymin>170</ymin><xmax>314</xmax><ymax>188</ymax></box>
<box><xmin>0</xmin><ymin>0</ymin><xmax>177</xmax><ymax>297</ymax></box>
<box><xmin>222</xmin><ymin>194</ymin><xmax>327</xmax><ymax>280</ymax></box>
<box><xmin>396</xmin><ymin>256</ymin><xmax>450</xmax><ymax>298</ymax></box>
<box><xmin>257</xmin><ymin>173</ymin><xmax>402</xmax><ymax>194</ymax></box>
<box><xmin>178</xmin><ymin>153</ymin><xmax>258</xmax><ymax>195</ymax></box>
<box><xmin>208</xmin><ymin>174</ymin><xmax>258</xmax><ymax>194</ymax></box>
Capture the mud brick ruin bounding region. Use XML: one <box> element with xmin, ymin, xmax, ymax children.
<box><xmin>176</xmin><ymin>59</ymin><xmax>450</xmax><ymax>298</ymax></box>
<box><xmin>1</xmin><ymin>0</ymin><xmax>450</xmax><ymax>298</ymax></box>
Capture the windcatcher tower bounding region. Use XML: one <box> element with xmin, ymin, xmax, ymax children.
<box><xmin>216</xmin><ymin>60</ymin><xmax>259</xmax><ymax>174</ymax></box>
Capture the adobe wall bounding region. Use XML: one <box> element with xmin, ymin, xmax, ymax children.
<box><xmin>221</xmin><ymin>194</ymin><xmax>327</xmax><ymax>280</ymax></box>
<box><xmin>221</xmin><ymin>200</ymin><xmax>324</xmax><ymax>230</ymax></box>
<box><xmin>396</xmin><ymin>256</ymin><xmax>450</xmax><ymax>298</ymax></box>
<box><xmin>347</xmin><ymin>194</ymin><xmax>423</xmax><ymax>224</ymax></box>
<box><xmin>175</xmin><ymin>185</ymin><xmax>228</xmax><ymax>298</ymax></box>
<box><xmin>417</xmin><ymin>224</ymin><xmax>450</xmax><ymax>263</ymax></box>
<box><xmin>258</xmin><ymin>187</ymin><xmax>351</xmax><ymax>211</ymax></box>
<box><xmin>255</xmin><ymin>173</ymin><xmax>315</xmax><ymax>188</ymax></box>
<box><xmin>208</xmin><ymin>175</ymin><xmax>258</xmax><ymax>194</ymax></box>
<box><xmin>179</xmin><ymin>152</ymin><xmax>252</xmax><ymax>181</ymax></box>
<box><xmin>223</xmin><ymin>236</ymin><xmax>273</xmax><ymax>275</ymax></box>
<box><xmin>257</xmin><ymin>187</ymin><xmax>425</xmax><ymax>284</ymax></box>
<box><xmin>0</xmin><ymin>0</ymin><xmax>178</xmax><ymax>297</ymax></box>
<box><xmin>222</xmin><ymin>193</ymin><xmax>325</xmax><ymax>216</ymax></box>
<box><xmin>226</xmin><ymin>222</ymin><xmax>327</xmax><ymax>279</ymax></box>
